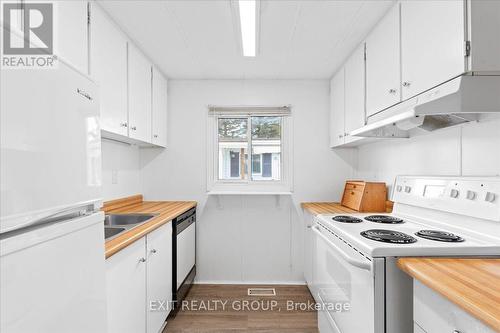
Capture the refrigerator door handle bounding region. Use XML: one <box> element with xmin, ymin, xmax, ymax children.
<box><xmin>1</xmin><ymin>204</ymin><xmax>98</xmax><ymax>237</ymax></box>
<box><xmin>77</xmin><ymin>88</ymin><xmax>93</xmax><ymax>101</ymax></box>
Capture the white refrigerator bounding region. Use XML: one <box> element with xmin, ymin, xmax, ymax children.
<box><xmin>0</xmin><ymin>60</ymin><xmax>107</xmax><ymax>333</ymax></box>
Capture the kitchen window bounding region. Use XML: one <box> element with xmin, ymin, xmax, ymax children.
<box><xmin>207</xmin><ymin>106</ymin><xmax>292</xmax><ymax>193</ymax></box>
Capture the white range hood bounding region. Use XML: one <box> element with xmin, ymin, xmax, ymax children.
<box><xmin>350</xmin><ymin>75</ymin><xmax>500</xmax><ymax>138</ymax></box>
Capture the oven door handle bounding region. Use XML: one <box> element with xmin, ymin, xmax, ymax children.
<box><xmin>312</xmin><ymin>225</ymin><xmax>372</xmax><ymax>271</ymax></box>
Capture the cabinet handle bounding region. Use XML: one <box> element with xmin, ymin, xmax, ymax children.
<box><xmin>338</xmin><ymin>134</ymin><xmax>343</xmax><ymax>139</ymax></box>
<box><xmin>388</xmin><ymin>88</ymin><xmax>397</xmax><ymax>94</ymax></box>
<box><xmin>139</xmin><ymin>257</ymin><xmax>146</xmax><ymax>263</ymax></box>
<box><xmin>351</xmin><ymin>191</ymin><xmax>355</xmax><ymax>195</ymax></box>
<box><xmin>151</xmin><ymin>249</ymin><xmax>157</xmax><ymax>254</ymax></box>
<box><xmin>153</xmin><ymin>134</ymin><xmax>158</xmax><ymax>138</ymax></box>
<box><xmin>130</xmin><ymin>126</ymin><xmax>137</xmax><ymax>131</ymax></box>
<box><xmin>120</xmin><ymin>122</ymin><xmax>128</xmax><ymax>128</ymax></box>
<box><xmin>403</xmin><ymin>81</ymin><xmax>411</xmax><ymax>87</ymax></box>
<box><xmin>452</xmin><ymin>331</ymin><xmax>462</xmax><ymax>333</ymax></box>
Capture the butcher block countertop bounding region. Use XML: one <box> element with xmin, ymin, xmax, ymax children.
<box><xmin>103</xmin><ymin>195</ymin><xmax>197</xmax><ymax>258</ymax></box>
<box><xmin>301</xmin><ymin>201</ymin><xmax>393</xmax><ymax>215</ymax></box>
<box><xmin>398</xmin><ymin>258</ymin><xmax>500</xmax><ymax>332</ymax></box>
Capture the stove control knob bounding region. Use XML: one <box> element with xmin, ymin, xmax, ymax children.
<box><xmin>450</xmin><ymin>189</ymin><xmax>459</xmax><ymax>198</ymax></box>
<box><xmin>485</xmin><ymin>192</ymin><xmax>496</xmax><ymax>203</ymax></box>
<box><xmin>466</xmin><ymin>191</ymin><xmax>476</xmax><ymax>200</ymax></box>
<box><xmin>404</xmin><ymin>186</ymin><xmax>411</xmax><ymax>193</ymax></box>
<box><xmin>396</xmin><ymin>185</ymin><xmax>402</xmax><ymax>192</ymax></box>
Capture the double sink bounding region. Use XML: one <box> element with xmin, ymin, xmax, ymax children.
<box><xmin>104</xmin><ymin>213</ymin><xmax>157</xmax><ymax>240</ymax></box>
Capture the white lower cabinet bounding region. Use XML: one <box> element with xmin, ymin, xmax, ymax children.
<box><xmin>106</xmin><ymin>238</ymin><xmax>147</xmax><ymax>333</ymax></box>
<box><xmin>413</xmin><ymin>280</ymin><xmax>495</xmax><ymax>333</ymax></box>
<box><xmin>146</xmin><ymin>224</ymin><xmax>172</xmax><ymax>333</ymax></box>
<box><xmin>106</xmin><ymin>224</ymin><xmax>172</xmax><ymax>333</ymax></box>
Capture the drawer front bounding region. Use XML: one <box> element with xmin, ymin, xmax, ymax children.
<box><xmin>414</xmin><ymin>281</ymin><xmax>495</xmax><ymax>333</ymax></box>
<box><xmin>345</xmin><ymin>182</ymin><xmax>365</xmax><ymax>191</ymax></box>
<box><xmin>341</xmin><ymin>188</ymin><xmax>363</xmax><ymax>211</ymax></box>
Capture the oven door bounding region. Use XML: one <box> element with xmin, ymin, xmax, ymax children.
<box><xmin>312</xmin><ymin>224</ymin><xmax>375</xmax><ymax>333</ymax></box>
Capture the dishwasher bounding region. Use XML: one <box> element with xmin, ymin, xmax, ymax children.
<box><xmin>171</xmin><ymin>207</ymin><xmax>196</xmax><ymax>311</ymax></box>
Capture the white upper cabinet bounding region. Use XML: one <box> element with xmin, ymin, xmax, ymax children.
<box><xmin>151</xmin><ymin>68</ymin><xmax>168</xmax><ymax>148</ymax></box>
<box><xmin>27</xmin><ymin>0</ymin><xmax>88</xmax><ymax>74</ymax></box>
<box><xmin>54</xmin><ymin>1</ymin><xmax>89</xmax><ymax>74</ymax></box>
<box><xmin>90</xmin><ymin>3</ymin><xmax>128</xmax><ymax>137</ymax></box>
<box><xmin>146</xmin><ymin>223</ymin><xmax>172</xmax><ymax>333</ymax></box>
<box><xmin>344</xmin><ymin>43</ymin><xmax>366</xmax><ymax>136</ymax></box>
<box><xmin>366</xmin><ymin>4</ymin><xmax>401</xmax><ymax>117</ymax></box>
<box><xmin>128</xmin><ymin>44</ymin><xmax>152</xmax><ymax>143</ymax></box>
<box><xmin>401</xmin><ymin>1</ymin><xmax>465</xmax><ymax>100</ymax></box>
<box><xmin>330</xmin><ymin>68</ymin><xmax>345</xmax><ymax>148</ymax></box>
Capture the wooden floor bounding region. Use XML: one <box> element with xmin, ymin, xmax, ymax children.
<box><xmin>163</xmin><ymin>284</ymin><xmax>318</xmax><ymax>333</ymax></box>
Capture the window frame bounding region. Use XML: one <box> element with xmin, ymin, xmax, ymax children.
<box><xmin>207</xmin><ymin>107</ymin><xmax>293</xmax><ymax>193</ymax></box>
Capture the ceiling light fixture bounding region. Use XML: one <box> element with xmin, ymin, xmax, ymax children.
<box><xmin>238</xmin><ymin>0</ymin><xmax>257</xmax><ymax>57</ymax></box>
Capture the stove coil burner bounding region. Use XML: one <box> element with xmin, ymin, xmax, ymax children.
<box><xmin>415</xmin><ymin>230</ymin><xmax>465</xmax><ymax>242</ymax></box>
<box><xmin>361</xmin><ymin>229</ymin><xmax>417</xmax><ymax>244</ymax></box>
<box><xmin>364</xmin><ymin>215</ymin><xmax>404</xmax><ymax>224</ymax></box>
<box><xmin>332</xmin><ymin>215</ymin><xmax>363</xmax><ymax>223</ymax></box>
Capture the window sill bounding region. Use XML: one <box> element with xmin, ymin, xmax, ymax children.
<box><xmin>207</xmin><ymin>191</ymin><xmax>292</xmax><ymax>196</ymax></box>
<box><xmin>207</xmin><ymin>191</ymin><xmax>292</xmax><ymax>209</ymax></box>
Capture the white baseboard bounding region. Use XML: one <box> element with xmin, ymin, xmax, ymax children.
<box><xmin>194</xmin><ymin>280</ymin><xmax>306</xmax><ymax>285</ymax></box>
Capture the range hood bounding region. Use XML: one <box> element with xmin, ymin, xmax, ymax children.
<box><xmin>350</xmin><ymin>75</ymin><xmax>500</xmax><ymax>138</ymax></box>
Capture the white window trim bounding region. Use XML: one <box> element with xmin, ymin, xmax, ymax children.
<box><xmin>206</xmin><ymin>106</ymin><xmax>293</xmax><ymax>193</ymax></box>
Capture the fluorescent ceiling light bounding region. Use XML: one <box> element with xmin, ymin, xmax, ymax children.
<box><xmin>238</xmin><ymin>0</ymin><xmax>256</xmax><ymax>57</ymax></box>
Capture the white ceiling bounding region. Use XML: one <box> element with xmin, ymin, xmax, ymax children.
<box><xmin>98</xmin><ymin>0</ymin><xmax>394</xmax><ymax>79</ymax></box>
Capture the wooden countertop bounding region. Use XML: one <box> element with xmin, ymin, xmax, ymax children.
<box><xmin>103</xmin><ymin>195</ymin><xmax>197</xmax><ymax>258</ymax></box>
<box><xmin>398</xmin><ymin>258</ymin><xmax>500</xmax><ymax>332</ymax></box>
<box><xmin>301</xmin><ymin>202</ymin><xmax>357</xmax><ymax>215</ymax></box>
<box><xmin>301</xmin><ymin>201</ymin><xmax>393</xmax><ymax>215</ymax></box>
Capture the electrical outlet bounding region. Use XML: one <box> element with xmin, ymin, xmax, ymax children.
<box><xmin>111</xmin><ymin>170</ymin><xmax>118</xmax><ymax>184</ymax></box>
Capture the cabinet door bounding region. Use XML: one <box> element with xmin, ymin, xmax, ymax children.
<box><xmin>401</xmin><ymin>1</ymin><xmax>465</xmax><ymax>100</ymax></box>
<box><xmin>22</xmin><ymin>0</ymin><xmax>88</xmax><ymax>73</ymax></box>
<box><xmin>344</xmin><ymin>43</ymin><xmax>366</xmax><ymax>134</ymax></box>
<box><xmin>90</xmin><ymin>3</ymin><xmax>128</xmax><ymax>136</ymax></box>
<box><xmin>366</xmin><ymin>4</ymin><xmax>400</xmax><ymax>117</ymax></box>
<box><xmin>330</xmin><ymin>68</ymin><xmax>345</xmax><ymax>148</ymax></box>
<box><xmin>54</xmin><ymin>1</ymin><xmax>89</xmax><ymax>74</ymax></box>
<box><xmin>146</xmin><ymin>223</ymin><xmax>172</xmax><ymax>333</ymax></box>
<box><xmin>106</xmin><ymin>238</ymin><xmax>147</xmax><ymax>333</ymax></box>
<box><xmin>151</xmin><ymin>68</ymin><xmax>168</xmax><ymax>147</ymax></box>
<box><xmin>128</xmin><ymin>43</ymin><xmax>152</xmax><ymax>143</ymax></box>
<box><xmin>414</xmin><ymin>280</ymin><xmax>496</xmax><ymax>333</ymax></box>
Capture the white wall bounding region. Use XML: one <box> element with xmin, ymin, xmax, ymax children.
<box><xmin>355</xmin><ymin>117</ymin><xmax>500</xmax><ymax>194</ymax></box>
<box><xmin>101</xmin><ymin>140</ymin><xmax>142</xmax><ymax>201</ymax></box>
<box><xmin>140</xmin><ymin>80</ymin><xmax>356</xmax><ymax>283</ymax></box>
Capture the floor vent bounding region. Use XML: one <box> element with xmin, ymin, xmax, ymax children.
<box><xmin>247</xmin><ymin>288</ymin><xmax>276</xmax><ymax>296</ymax></box>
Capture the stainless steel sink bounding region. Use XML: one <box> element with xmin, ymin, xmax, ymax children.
<box><xmin>104</xmin><ymin>227</ymin><xmax>126</xmax><ymax>240</ymax></box>
<box><xmin>104</xmin><ymin>213</ymin><xmax>157</xmax><ymax>227</ymax></box>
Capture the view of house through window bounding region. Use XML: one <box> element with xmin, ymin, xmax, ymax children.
<box><xmin>218</xmin><ymin>116</ymin><xmax>281</xmax><ymax>181</ymax></box>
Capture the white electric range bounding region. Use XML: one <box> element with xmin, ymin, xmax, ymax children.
<box><xmin>310</xmin><ymin>176</ymin><xmax>500</xmax><ymax>333</ymax></box>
